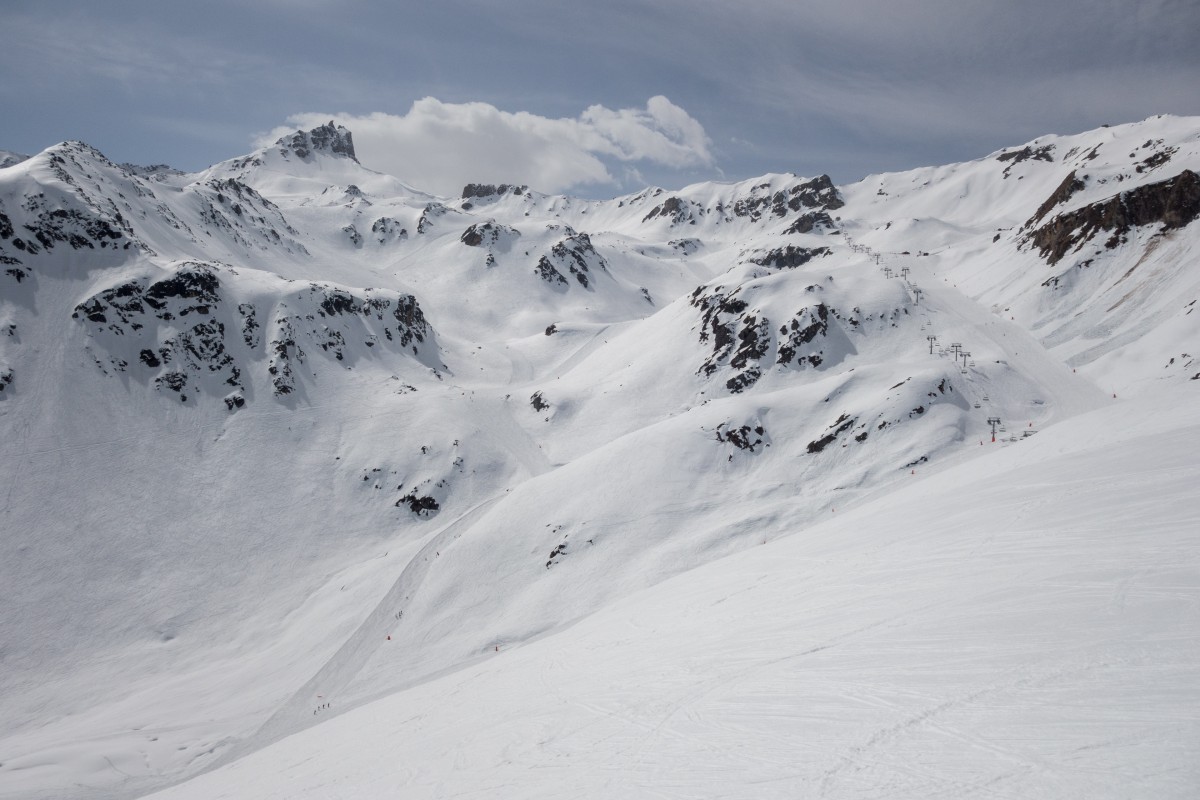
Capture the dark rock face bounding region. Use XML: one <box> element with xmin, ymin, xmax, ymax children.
<box><xmin>692</xmin><ymin>281</ymin><xmax>844</xmax><ymax>393</ymax></box>
<box><xmin>997</xmin><ymin>144</ymin><xmax>1055</xmax><ymax>177</ymax></box>
<box><xmin>807</xmin><ymin>413</ymin><xmax>856</xmax><ymax>454</ymax></box>
<box><xmin>461</xmin><ymin>184</ymin><xmax>528</xmax><ymax>200</ymax></box>
<box><xmin>776</xmin><ymin>304</ymin><xmax>831</xmax><ymax>367</ymax></box>
<box><xmin>72</xmin><ymin>263</ymin><xmax>236</xmax><ymax>400</ymax></box>
<box><xmin>417</xmin><ymin>203</ymin><xmax>452</xmax><ymax>234</ymax></box>
<box><xmin>370</xmin><ymin>217</ymin><xmax>408</xmax><ymax>244</ymax></box>
<box><xmin>461</xmin><ymin>226</ymin><xmax>485</xmax><ymax>247</ymax></box>
<box><xmin>669</xmin><ymin>238</ymin><xmax>700</xmax><ymax>255</ymax></box>
<box><xmin>642</xmin><ymin>196</ymin><xmax>695</xmax><ymax>225</ymax></box>
<box><xmin>731</xmin><ymin>175</ymin><xmax>844</xmax><ymax>223</ymax></box>
<box><xmin>783</xmin><ymin>210</ymin><xmax>837</xmax><ymax>235</ymax></box>
<box><xmin>1136</xmin><ymin>145</ymin><xmax>1176</xmax><ymax>174</ymax></box>
<box><xmin>460</xmin><ymin>221</ymin><xmax>520</xmax><ymax>248</ymax></box>
<box><xmin>716</xmin><ymin>422</ymin><xmax>766</xmax><ymax>452</ymax></box>
<box><xmin>545</xmin><ymin>540</ymin><xmax>568</xmax><ymax>569</ymax></box>
<box><xmin>275</xmin><ymin>122</ymin><xmax>357</xmax><ymax>162</ymax></box>
<box><xmin>749</xmin><ymin>245</ymin><xmax>831</xmax><ymax>269</ymax></box>
<box><xmin>397</xmin><ymin>493</ymin><xmax>440</xmax><ymax>516</ymax></box>
<box><xmin>12</xmin><ymin>196</ymin><xmax>129</xmax><ymax>254</ymax></box>
<box><xmin>535</xmin><ymin>257</ymin><xmax>568</xmax><ymax>286</ymax></box>
<box><xmin>1029</xmin><ymin>170</ymin><xmax>1086</xmax><ymax>225</ymax></box>
<box><xmin>534</xmin><ymin>232</ymin><xmax>606</xmax><ymax>288</ymax></box>
<box><xmin>530</xmin><ymin>391</ymin><xmax>549</xmax><ymax>412</ymax></box>
<box><xmin>72</xmin><ymin>262</ymin><xmax>435</xmax><ymax>402</ymax></box>
<box><xmin>690</xmin><ymin>286</ymin><xmax>770</xmax><ymax>393</ymax></box>
<box><xmin>1028</xmin><ymin>170</ymin><xmax>1200</xmax><ymax>264</ymax></box>
<box><xmin>692</xmin><ymin>286</ymin><xmax>747</xmax><ymax>369</ymax></box>
<box><xmin>266</xmin><ymin>289</ymin><xmax>432</xmax><ymax>396</ymax></box>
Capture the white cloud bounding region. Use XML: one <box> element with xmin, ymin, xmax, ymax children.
<box><xmin>257</xmin><ymin>97</ymin><xmax>713</xmax><ymax>195</ymax></box>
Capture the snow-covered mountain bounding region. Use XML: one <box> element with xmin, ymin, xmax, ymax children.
<box><xmin>1</xmin><ymin>117</ymin><xmax>1197</xmax><ymax>800</ymax></box>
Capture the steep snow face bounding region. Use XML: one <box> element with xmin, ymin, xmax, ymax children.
<box><xmin>1</xmin><ymin>117</ymin><xmax>1198</xmax><ymax>800</ymax></box>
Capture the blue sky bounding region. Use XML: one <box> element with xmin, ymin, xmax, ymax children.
<box><xmin>2</xmin><ymin>0</ymin><xmax>1197</xmax><ymax>196</ymax></box>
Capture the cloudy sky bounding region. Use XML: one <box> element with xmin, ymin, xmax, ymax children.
<box><xmin>2</xmin><ymin>0</ymin><xmax>1197</xmax><ymax>196</ymax></box>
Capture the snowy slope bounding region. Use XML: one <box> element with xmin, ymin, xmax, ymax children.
<box><xmin>1</xmin><ymin>117</ymin><xmax>1198</xmax><ymax>800</ymax></box>
<box><xmin>144</xmin><ymin>385</ymin><xmax>1200</xmax><ymax>800</ymax></box>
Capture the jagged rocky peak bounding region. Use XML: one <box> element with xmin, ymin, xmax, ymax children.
<box><xmin>274</xmin><ymin>121</ymin><xmax>358</xmax><ymax>162</ymax></box>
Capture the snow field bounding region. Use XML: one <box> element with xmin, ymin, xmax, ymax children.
<box><xmin>145</xmin><ymin>386</ymin><xmax>1200</xmax><ymax>800</ymax></box>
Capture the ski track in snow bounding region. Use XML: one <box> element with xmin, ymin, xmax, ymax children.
<box><xmin>219</xmin><ymin>492</ymin><xmax>507</xmax><ymax>766</ymax></box>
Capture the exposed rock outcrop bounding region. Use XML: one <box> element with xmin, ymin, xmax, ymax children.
<box><xmin>275</xmin><ymin>122</ymin><xmax>358</xmax><ymax>162</ymax></box>
<box><xmin>1028</xmin><ymin>170</ymin><xmax>1200</xmax><ymax>264</ymax></box>
<box><xmin>748</xmin><ymin>245</ymin><xmax>831</xmax><ymax>269</ymax></box>
<box><xmin>534</xmin><ymin>231</ymin><xmax>607</xmax><ymax>288</ymax></box>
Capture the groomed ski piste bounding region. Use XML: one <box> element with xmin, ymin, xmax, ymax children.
<box><xmin>1</xmin><ymin>115</ymin><xmax>1198</xmax><ymax>799</ymax></box>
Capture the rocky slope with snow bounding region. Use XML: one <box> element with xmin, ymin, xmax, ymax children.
<box><xmin>1</xmin><ymin>116</ymin><xmax>1197</xmax><ymax>799</ymax></box>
